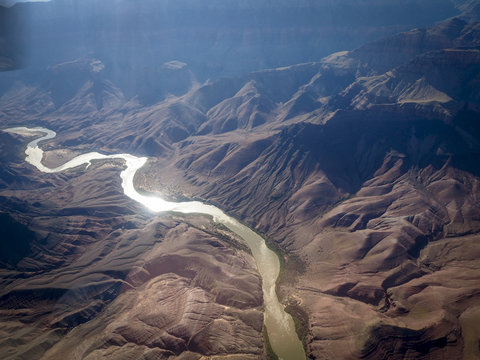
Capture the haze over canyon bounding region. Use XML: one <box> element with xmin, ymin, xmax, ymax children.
<box><xmin>1</xmin><ymin>1</ymin><xmax>480</xmax><ymax>359</ymax></box>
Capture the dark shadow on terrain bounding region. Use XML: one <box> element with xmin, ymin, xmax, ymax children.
<box><xmin>361</xmin><ymin>323</ymin><xmax>458</xmax><ymax>360</ymax></box>
<box><xmin>280</xmin><ymin>109</ymin><xmax>480</xmax><ymax>194</ymax></box>
<box><xmin>0</xmin><ymin>213</ymin><xmax>35</xmax><ymax>266</ymax></box>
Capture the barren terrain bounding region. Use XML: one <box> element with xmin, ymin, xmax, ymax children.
<box><xmin>1</xmin><ymin>2</ymin><xmax>480</xmax><ymax>359</ymax></box>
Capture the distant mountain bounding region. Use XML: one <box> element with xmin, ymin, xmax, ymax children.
<box><xmin>0</xmin><ymin>4</ymin><xmax>23</xmax><ymax>71</ymax></box>
<box><xmin>1</xmin><ymin>0</ymin><xmax>460</xmax><ymax>81</ymax></box>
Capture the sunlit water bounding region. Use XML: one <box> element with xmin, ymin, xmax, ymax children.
<box><xmin>4</xmin><ymin>126</ymin><xmax>306</xmax><ymax>360</ymax></box>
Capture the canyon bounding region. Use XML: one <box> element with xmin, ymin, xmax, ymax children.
<box><xmin>1</xmin><ymin>1</ymin><xmax>480</xmax><ymax>359</ymax></box>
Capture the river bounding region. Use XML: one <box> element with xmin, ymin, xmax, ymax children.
<box><xmin>4</xmin><ymin>126</ymin><xmax>306</xmax><ymax>360</ymax></box>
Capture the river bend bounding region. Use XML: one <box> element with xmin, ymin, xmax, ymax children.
<box><xmin>4</xmin><ymin>126</ymin><xmax>306</xmax><ymax>360</ymax></box>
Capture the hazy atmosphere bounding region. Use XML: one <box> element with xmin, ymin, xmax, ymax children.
<box><xmin>1</xmin><ymin>1</ymin><xmax>480</xmax><ymax>359</ymax></box>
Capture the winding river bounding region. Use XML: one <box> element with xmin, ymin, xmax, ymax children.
<box><xmin>4</xmin><ymin>126</ymin><xmax>306</xmax><ymax>360</ymax></box>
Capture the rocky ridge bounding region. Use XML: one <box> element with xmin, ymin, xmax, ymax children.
<box><xmin>133</xmin><ymin>16</ymin><xmax>480</xmax><ymax>360</ymax></box>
